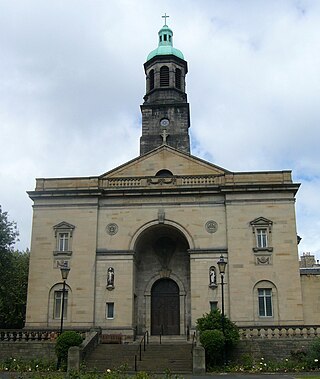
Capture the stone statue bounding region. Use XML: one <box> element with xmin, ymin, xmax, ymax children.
<box><xmin>209</xmin><ymin>266</ymin><xmax>216</xmax><ymax>286</ymax></box>
<box><xmin>107</xmin><ymin>267</ymin><xmax>114</xmax><ymax>288</ymax></box>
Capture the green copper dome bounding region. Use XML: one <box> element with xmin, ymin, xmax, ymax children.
<box><xmin>147</xmin><ymin>23</ymin><xmax>184</xmax><ymax>61</ymax></box>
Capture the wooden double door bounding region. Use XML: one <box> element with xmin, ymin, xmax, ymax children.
<box><xmin>151</xmin><ymin>278</ymin><xmax>180</xmax><ymax>335</ymax></box>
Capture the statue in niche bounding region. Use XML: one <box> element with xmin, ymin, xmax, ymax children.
<box><xmin>209</xmin><ymin>266</ymin><xmax>217</xmax><ymax>287</ymax></box>
<box><xmin>107</xmin><ymin>267</ymin><xmax>114</xmax><ymax>289</ymax></box>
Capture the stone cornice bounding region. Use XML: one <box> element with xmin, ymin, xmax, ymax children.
<box><xmin>188</xmin><ymin>248</ymin><xmax>228</xmax><ymax>255</ymax></box>
<box><xmin>29</xmin><ymin>172</ymin><xmax>299</xmax><ymax>193</ymax></box>
<box><xmin>28</xmin><ymin>181</ymin><xmax>300</xmax><ymax>202</ymax></box>
<box><xmin>28</xmin><ymin>171</ymin><xmax>300</xmax><ymax>200</ymax></box>
<box><xmin>96</xmin><ymin>249</ymin><xmax>135</xmax><ymax>256</ymax></box>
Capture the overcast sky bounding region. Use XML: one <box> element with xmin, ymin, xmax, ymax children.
<box><xmin>1</xmin><ymin>0</ymin><xmax>319</xmax><ymax>259</ymax></box>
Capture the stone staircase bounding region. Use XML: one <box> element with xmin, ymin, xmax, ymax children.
<box><xmin>85</xmin><ymin>344</ymin><xmax>137</xmax><ymax>372</ymax></box>
<box><xmin>135</xmin><ymin>342</ymin><xmax>192</xmax><ymax>373</ymax></box>
<box><xmin>84</xmin><ymin>337</ymin><xmax>193</xmax><ymax>374</ymax></box>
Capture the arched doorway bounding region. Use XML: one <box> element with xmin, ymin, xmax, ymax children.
<box><xmin>133</xmin><ymin>223</ymin><xmax>190</xmax><ymax>335</ymax></box>
<box><xmin>151</xmin><ymin>278</ymin><xmax>180</xmax><ymax>335</ymax></box>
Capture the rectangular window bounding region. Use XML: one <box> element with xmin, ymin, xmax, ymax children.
<box><xmin>58</xmin><ymin>233</ymin><xmax>69</xmax><ymax>251</ymax></box>
<box><xmin>106</xmin><ymin>302</ymin><xmax>114</xmax><ymax>319</ymax></box>
<box><xmin>210</xmin><ymin>301</ymin><xmax>218</xmax><ymax>312</ymax></box>
<box><xmin>256</xmin><ymin>228</ymin><xmax>268</xmax><ymax>248</ymax></box>
<box><xmin>54</xmin><ymin>290</ymin><xmax>68</xmax><ymax>319</ymax></box>
<box><xmin>258</xmin><ymin>288</ymin><xmax>272</xmax><ymax>317</ymax></box>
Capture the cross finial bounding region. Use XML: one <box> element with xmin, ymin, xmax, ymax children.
<box><xmin>161</xmin><ymin>129</ymin><xmax>169</xmax><ymax>144</ymax></box>
<box><xmin>162</xmin><ymin>13</ymin><xmax>169</xmax><ymax>26</ymax></box>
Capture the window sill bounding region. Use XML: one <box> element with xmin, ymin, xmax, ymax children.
<box><xmin>53</xmin><ymin>250</ymin><xmax>73</xmax><ymax>256</ymax></box>
<box><xmin>253</xmin><ymin>247</ymin><xmax>273</xmax><ymax>253</ymax></box>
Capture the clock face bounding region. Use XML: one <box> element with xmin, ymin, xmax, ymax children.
<box><xmin>160</xmin><ymin>118</ymin><xmax>170</xmax><ymax>127</ymax></box>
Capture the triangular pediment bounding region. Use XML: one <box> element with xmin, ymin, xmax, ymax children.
<box><xmin>100</xmin><ymin>145</ymin><xmax>230</xmax><ymax>179</ymax></box>
<box><xmin>250</xmin><ymin>217</ymin><xmax>273</xmax><ymax>226</ymax></box>
<box><xmin>53</xmin><ymin>221</ymin><xmax>75</xmax><ymax>231</ymax></box>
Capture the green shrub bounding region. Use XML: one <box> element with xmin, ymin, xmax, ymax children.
<box><xmin>197</xmin><ymin>309</ymin><xmax>239</xmax><ymax>350</ymax></box>
<box><xmin>236</xmin><ymin>353</ymin><xmax>255</xmax><ymax>371</ymax></box>
<box><xmin>200</xmin><ymin>329</ymin><xmax>225</xmax><ymax>367</ymax></box>
<box><xmin>0</xmin><ymin>357</ymin><xmax>56</xmax><ymax>372</ymax></box>
<box><xmin>196</xmin><ymin>310</ymin><xmax>239</xmax><ymax>368</ymax></box>
<box><xmin>55</xmin><ymin>331</ymin><xmax>83</xmax><ymax>369</ymax></box>
<box><xmin>290</xmin><ymin>348</ymin><xmax>307</xmax><ymax>363</ymax></box>
<box><xmin>306</xmin><ymin>337</ymin><xmax>320</xmax><ymax>369</ymax></box>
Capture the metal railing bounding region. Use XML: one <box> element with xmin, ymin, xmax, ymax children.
<box><xmin>186</xmin><ymin>325</ymin><xmax>190</xmax><ymax>341</ymax></box>
<box><xmin>134</xmin><ymin>330</ymin><xmax>149</xmax><ymax>371</ymax></box>
<box><xmin>191</xmin><ymin>331</ymin><xmax>196</xmax><ymax>354</ymax></box>
<box><xmin>159</xmin><ymin>324</ymin><xmax>164</xmax><ymax>344</ymax></box>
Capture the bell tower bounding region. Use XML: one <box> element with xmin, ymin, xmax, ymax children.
<box><xmin>140</xmin><ymin>16</ymin><xmax>191</xmax><ymax>155</ymax></box>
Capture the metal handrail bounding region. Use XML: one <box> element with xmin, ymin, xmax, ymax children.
<box><xmin>134</xmin><ymin>330</ymin><xmax>149</xmax><ymax>371</ymax></box>
<box><xmin>159</xmin><ymin>324</ymin><xmax>164</xmax><ymax>344</ymax></box>
<box><xmin>191</xmin><ymin>331</ymin><xmax>196</xmax><ymax>353</ymax></box>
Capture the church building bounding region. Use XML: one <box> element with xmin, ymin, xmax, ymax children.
<box><xmin>26</xmin><ymin>19</ymin><xmax>313</xmax><ymax>338</ymax></box>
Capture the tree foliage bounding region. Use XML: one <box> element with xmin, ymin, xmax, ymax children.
<box><xmin>0</xmin><ymin>206</ymin><xmax>29</xmax><ymax>329</ymax></box>
<box><xmin>0</xmin><ymin>206</ymin><xmax>19</xmax><ymax>252</ymax></box>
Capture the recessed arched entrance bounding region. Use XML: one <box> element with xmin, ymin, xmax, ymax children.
<box><xmin>132</xmin><ymin>223</ymin><xmax>191</xmax><ymax>336</ymax></box>
<box><xmin>151</xmin><ymin>278</ymin><xmax>180</xmax><ymax>335</ymax></box>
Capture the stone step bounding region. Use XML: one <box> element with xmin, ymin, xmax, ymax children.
<box><xmin>85</xmin><ymin>342</ymin><xmax>192</xmax><ymax>373</ymax></box>
<box><xmin>136</xmin><ymin>344</ymin><xmax>192</xmax><ymax>373</ymax></box>
<box><xmin>139</xmin><ymin>334</ymin><xmax>191</xmax><ymax>344</ymax></box>
<box><xmin>85</xmin><ymin>344</ymin><xmax>137</xmax><ymax>371</ymax></box>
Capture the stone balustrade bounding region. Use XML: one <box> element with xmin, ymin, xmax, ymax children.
<box><xmin>239</xmin><ymin>325</ymin><xmax>320</xmax><ymax>339</ymax></box>
<box><xmin>102</xmin><ymin>175</ymin><xmax>221</xmax><ymax>188</ymax></box>
<box><xmin>101</xmin><ymin>172</ymin><xmax>291</xmax><ymax>189</ymax></box>
<box><xmin>2</xmin><ymin>326</ymin><xmax>319</xmax><ymax>342</ymax></box>
<box><xmin>0</xmin><ymin>329</ymin><xmax>89</xmax><ymax>342</ymax></box>
<box><xmin>106</xmin><ymin>178</ymin><xmax>142</xmax><ymax>187</ymax></box>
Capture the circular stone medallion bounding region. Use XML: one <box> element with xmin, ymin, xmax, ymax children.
<box><xmin>106</xmin><ymin>223</ymin><xmax>118</xmax><ymax>235</ymax></box>
<box><xmin>205</xmin><ymin>220</ymin><xmax>218</xmax><ymax>234</ymax></box>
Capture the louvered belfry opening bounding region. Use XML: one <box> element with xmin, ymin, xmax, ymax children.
<box><xmin>149</xmin><ymin>69</ymin><xmax>155</xmax><ymax>90</ymax></box>
<box><xmin>160</xmin><ymin>66</ymin><xmax>169</xmax><ymax>87</ymax></box>
<box><xmin>175</xmin><ymin>68</ymin><xmax>181</xmax><ymax>89</ymax></box>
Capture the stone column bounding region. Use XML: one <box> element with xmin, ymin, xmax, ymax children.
<box><xmin>192</xmin><ymin>345</ymin><xmax>206</xmax><ymax>374</ymax></box>
<box><xmin>68</xmin><ymin>346</ymin><xmax>80</xmax><ymax>372</ymax></box>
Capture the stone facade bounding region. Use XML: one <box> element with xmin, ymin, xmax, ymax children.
<box><xmin>301</xmin><ymin>271</ymin><xmax>320</xmax><ymax>325</ymax></box>
<box><xmin>25</xmin><ymin>22</ymin><xmax>317</xmax><ymax>337</ymax></box>
<box><xmin>26</xmin><ymin>146</ymin><xmax>305</xmax><ymax>334</ymax></box>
